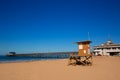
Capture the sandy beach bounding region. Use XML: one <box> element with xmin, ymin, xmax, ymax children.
<box><xmin>0</xmin><ymin>56</ymin><xmax>120</xmax><ymax>80</ymax></box>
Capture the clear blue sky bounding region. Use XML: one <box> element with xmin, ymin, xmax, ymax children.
<box><xmin>0</xmin><ymin>0</ymin><xmax>120</xmax><ymax>54</ymax></box>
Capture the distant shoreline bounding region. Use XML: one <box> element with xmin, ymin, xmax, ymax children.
<box><xmin>0</xmin><ymin>52</ymin><xmax>77</xmax><ymax>63</ymax></box>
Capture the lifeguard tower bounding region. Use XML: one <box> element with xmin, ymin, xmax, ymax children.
<box><xmin>69</xmin><ymin>40</ymin><xmax>92</xmax><ymax>65</ymax></box>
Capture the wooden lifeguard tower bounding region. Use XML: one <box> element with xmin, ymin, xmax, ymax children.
<box><xmin>69</xmin><ymin>40</ymin><xmax>92</xmax><ymax>65</ymax></box>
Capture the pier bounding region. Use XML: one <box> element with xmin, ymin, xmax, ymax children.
<box><xmin>6</xmin><ymin>52</ymin><xmax>78</xmax><ymax>58</ymax></box>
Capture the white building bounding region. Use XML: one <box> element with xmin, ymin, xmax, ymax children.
<box><xmin>93</xmin><ymin>40</ymin><xmax>120</xmax><ymax>56</ymax></box>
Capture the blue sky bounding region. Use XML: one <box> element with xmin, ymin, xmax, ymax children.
<box><xmin>0</xmin><ymin>0</ymin><xmax>120</xmax><ymax>54</ymax></box>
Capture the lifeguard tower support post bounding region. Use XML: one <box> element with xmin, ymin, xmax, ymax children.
<box><xmin>69</xmin><ymin>40</ymin><xmax>92</xmax><ymax>65</ymax></box>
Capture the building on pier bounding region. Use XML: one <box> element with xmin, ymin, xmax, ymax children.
<box><xmin>93</xmin><ymin>39</ymin><xmax>120</xmax><ymax>56</ymax></box>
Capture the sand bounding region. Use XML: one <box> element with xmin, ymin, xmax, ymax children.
<box><xmin>0</xmin><ymin>56</ymin><xmax>120</xmax><ymax>80</ymax></box>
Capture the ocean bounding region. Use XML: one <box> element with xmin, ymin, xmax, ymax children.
<box><xmin>0</xmin><ymin>53</ymin><xmax>71</xmax><ymax>63</ymax></box>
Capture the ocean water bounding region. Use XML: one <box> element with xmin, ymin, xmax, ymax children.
<box><xmin>0</xmin><ymin>53</ymin><xmax>69</xmax><ymax>63</ymax></box>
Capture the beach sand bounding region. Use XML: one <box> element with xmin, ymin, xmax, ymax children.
<box><xmin>0</xmin><ymin>56</ymin><xmax>120</xmax><ymax>80</ymax></box>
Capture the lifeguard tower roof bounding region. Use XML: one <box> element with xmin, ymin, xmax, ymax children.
<box><xmin>76</xmin><ymin>40</ymin><xmax>92</xmax><ymax>44</ymax></box>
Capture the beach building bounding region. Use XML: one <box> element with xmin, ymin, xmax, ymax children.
<box><xmin>93</xmin><ymin>40</ymin><xmax>120</xmax><ymax>56</ymax></box>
